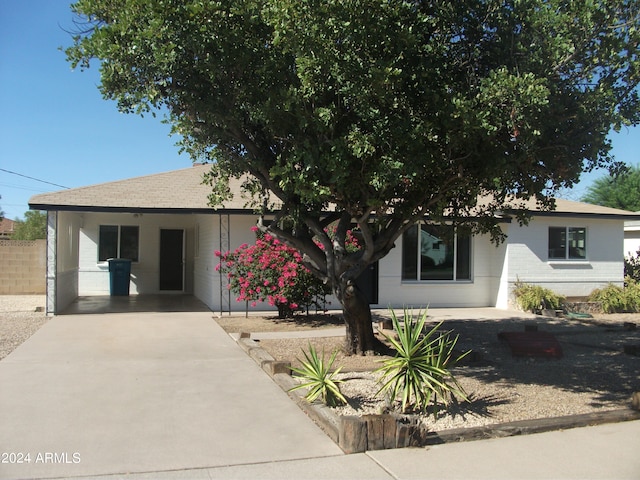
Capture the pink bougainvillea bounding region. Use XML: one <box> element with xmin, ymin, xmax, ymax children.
<box><xmin>215</xmin><ymin>227</ymin><xmax>331</xmax><ymax>318</ymax></box>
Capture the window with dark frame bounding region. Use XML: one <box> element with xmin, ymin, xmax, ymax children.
<box><xmin>548</xmin><ymin>226</ymin><xmax>586</xmax><ymax>260</ymax></box>
<box><xmin>98</xmin><ymin>225</ymin><xmax>139</xmax><ymax>262</ymax></box>
<box><xmin>401</xmin><ymin>224</ymin><xmax>471</xmax><ymax>281</ymax></box>
<box><xmin>98</xmin><ymin>225</ymin><xmax>118</xmax><ymax>262</ymax></box>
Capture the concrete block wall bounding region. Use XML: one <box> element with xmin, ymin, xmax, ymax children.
<box><xmin>0</xmin><ymin>239</ymin><xmax>46</xmax><ymax>294</ymax></box>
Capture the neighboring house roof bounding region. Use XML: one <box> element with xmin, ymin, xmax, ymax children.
<box><xmin>625</xmin><ymin>214</ymin><xmax>640</xmax><ymax>231</ymax></box>
<box><xmin>29</xmin><ymin>163</ymin><xmax>640</xmax><ymax>219</ymax></box>
<box><xmin>0</xmin><ymin>218</ymin><xmax>16</xmax><ymax>237</ymax></box>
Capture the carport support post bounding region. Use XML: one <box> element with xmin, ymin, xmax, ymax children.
<box><xmin>46</xmin><ymin>211</ymin><xmax>57</xmax><ymax>316</ymax></box>
<box><xmin>218</xmin><ymin>213</ymin><xmax>231</xmax><ymax>315</ymax></box>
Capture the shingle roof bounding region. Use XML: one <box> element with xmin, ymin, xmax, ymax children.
<box><xmin>510</xmin><ymin>197</ymin><xmax>640</xmax><ymax>219</ymax></box>
<box><xmin>29</xmin><ymin>164</ymin><xmax>251</xmax><ymax>213</ymax></box>
<box><xmin>0</xmin><ymin>218</ymin><xmax>16</xmax><ymax>236</ymax></box>
<box><xmin>29</xmin><ymin>163</ymin><xmax>640</xmax><ymax>219</ymax></box>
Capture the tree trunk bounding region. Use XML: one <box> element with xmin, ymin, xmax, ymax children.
<box><xmin>338</xmin><ymin>280</ymin><xmax>379</xmax><ymax>355</ymax></box>
<box><xmin>276</xmin><ymin>302</ymin><xmax>295</xmax><ymax>319</ymax></box>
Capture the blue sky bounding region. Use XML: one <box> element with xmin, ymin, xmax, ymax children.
<box><xmin>0</xmin><ymin>1</ymin><xmax>189</xmax><ymax>221</ymax></box>
<box><xmin>1</xmin><ymin>1</ymin><xmax>638</xmax><ymax>221</ymax></box>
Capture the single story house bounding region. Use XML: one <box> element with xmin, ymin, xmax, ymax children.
<box><xmin>29</xmin><ymin>164</ymin><xmax>640</xmax><ymax>315</ymax></box>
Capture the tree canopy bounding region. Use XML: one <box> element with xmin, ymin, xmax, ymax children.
<box><xmin>12</xmin><ymin>211</ymin><xmax>47</xmax><ymax>240</ymax></box>
<box><xmin>67</xmin><ymin>0</ymin><xmax>640</xmax><ymax>353</ymax></box>
<box><xmin>582</xmin><ymin>164</ymin><xmax>640</xmax><ymax>211</ymax></box>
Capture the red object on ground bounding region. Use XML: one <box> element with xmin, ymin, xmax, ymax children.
<box><xmin>498</xmin><ymin>331</ymin><xmax>563</xmax><ymax>358</ymax></box>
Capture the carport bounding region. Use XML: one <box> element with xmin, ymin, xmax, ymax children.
<box><xmin>28</xmin><ymin>165</ymin><xmax>250</xmax><ymax>316</ymax></box>
<box><xmin>61</xmin><ymin>294</ymin><xmax>212</xmax><ymax>314</ymax></box>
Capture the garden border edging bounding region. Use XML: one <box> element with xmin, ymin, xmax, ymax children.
<box><xmin>231</xmin><ymin>334</ymin><xmax>640</xmax><ymax>454</ymax></box>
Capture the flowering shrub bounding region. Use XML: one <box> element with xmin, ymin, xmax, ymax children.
<box><xmin>215</xmin><ymin>227</ymin><xmax>331</xmax><ymax>318</ymax></box>
<box><xmin>625</xmin><ymin>247</ymin><xmax>640</xmax><ymax>283</ymax></box>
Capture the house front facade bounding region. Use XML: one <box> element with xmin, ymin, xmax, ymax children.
<box><xmin>30</xmin><ymin>164</ymin><xmax>639</xmax><ymax>315</ymax></box>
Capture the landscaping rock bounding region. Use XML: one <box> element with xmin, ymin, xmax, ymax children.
<box><xmin>563</xmin><ymin>301</ymin><xmax>603</xmax><ymax>314</ymax></box>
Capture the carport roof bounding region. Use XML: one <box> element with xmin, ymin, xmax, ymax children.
<box><xmin>29</xmin><ymin>163</ymin><xmax>640</xmax><ymax>219</ymax></box>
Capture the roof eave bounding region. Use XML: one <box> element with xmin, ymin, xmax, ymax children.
<box><xmin>524</xmin><ymin>211</ymin><xmax>640</xmax><ymax>220</ymax></box>
<box><xmin>28</xmin><ymin>203</ymin><xmax>256</xmax><ymax>216</ymax></box>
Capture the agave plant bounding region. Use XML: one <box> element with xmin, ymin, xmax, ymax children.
<box><xmin>289</xmin><ymin>343</ymin><xmax>347</xmax><ymax>407</ymax></box>
<box><xmin>375</xmin><ymin>308</ymin><xmax>470</xmax><ymax>415</ymax></box>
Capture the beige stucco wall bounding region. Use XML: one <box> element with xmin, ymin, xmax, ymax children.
<box><xmin>0</xmin><ymin>239</ymin><xmax>46</xmax><ymax>294</ymax></box>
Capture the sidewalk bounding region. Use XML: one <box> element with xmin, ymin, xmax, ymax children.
<box><xmin>69</xmin><ymin>419</ymin><xmax>640</xmax><ymax>479</ymax></box>
<box><xmin>368</xmin><ymin>419</ymin><xmax>640</xmax><ymax>480</ymax></box>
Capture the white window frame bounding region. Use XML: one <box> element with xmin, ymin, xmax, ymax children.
<box><xmin>401</xmin><ymin>223</ymin><xmax>472</xmax><ymax>282</ymax></box>
<box><xmin>548</xmin><ymin>226</ymin><xmax>587</xmax><ymax>260</ymax></box>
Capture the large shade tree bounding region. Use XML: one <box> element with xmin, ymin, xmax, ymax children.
<box><xmin>67</xmin><ymin>0</ymin><xmax>639</xmax><ymax>354</ymax></box>
<box><xmin>582</xmin><ymin>164</ymin><xmax>640</xmax><ymax>211</ymax></box>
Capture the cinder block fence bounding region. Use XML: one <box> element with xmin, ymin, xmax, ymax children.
<box><xmin>0</xmin><ymin>240</ymin><xmax>46</xmax><ymax>294</ymax></box>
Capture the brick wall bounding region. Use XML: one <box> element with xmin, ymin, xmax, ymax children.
<box><xmin>0</xmin><ymin>240</ymin><xmax>46</xmax><ymax>294</ymax></box>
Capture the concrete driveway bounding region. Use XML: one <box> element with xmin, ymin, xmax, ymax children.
<box><xmin>0</xmin><ymin>311</ymin><xmax>345</xmax><ymax>479</ymax></box>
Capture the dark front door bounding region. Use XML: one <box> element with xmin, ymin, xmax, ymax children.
<box><xmin>355</xmin><ymin>262</ymin><xmax>379</xmax><ymax>305</ymax></box>
<box><xmin>160</xmin><ymin>229</ymin><xmax>184</xmax><ymax>291</ymax></box>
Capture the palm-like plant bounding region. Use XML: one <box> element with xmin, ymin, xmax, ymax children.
<box><xmin>289</xmin><ymin>343</ymin><xmax>347</xmax><ymax>407</ymax></box>
<box><xmin>376</xmin><ymin>309</ymin><xmax>470</xmax><ymax>415</ymax></box>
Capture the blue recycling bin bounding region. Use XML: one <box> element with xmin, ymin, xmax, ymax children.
<box><xmin>108</xmin><ymin>258</ymin><xmax>132</xmax><ymax>296</ymax></box>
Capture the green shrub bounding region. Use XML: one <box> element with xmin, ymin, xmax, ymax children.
<box><xmin>590</xmin><ymin>281</ymin><xmax>640</xmax><ymax>313</ymax></box>
<box><xmin>625</xmin><ymin>248</ymin><xmax>640</xmax><ymax>283</ymax></box>
<box><xmin>513</xmin><ymin>281</ymin><xmax>565</xmax><ymax>312</ymax></box>
<box><xmin>375</xmin><ymin>309</ymin><xmax>469</xmax><ymax>416</ymax></box>
<box><xmin>289</xmin><ymin>343</ymin><xmax>347</xmax><ymax>407</ymax></box>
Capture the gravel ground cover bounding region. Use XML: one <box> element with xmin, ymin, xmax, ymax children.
<box><xmin>0</xmin><ymin>295</ymin><xmax>48</xmax><ymax>361</ymax></box>
<box><xmin>217</xmin><ymin>311</ymin><xmax>640</xmax><ymax>431</ymax></box>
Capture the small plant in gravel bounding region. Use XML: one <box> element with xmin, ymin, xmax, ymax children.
<box><xmin>289</xmin><ymin>343</ymin><xmax>347</xmax><ymax>407</ymax></box>
<box><xmin>512</xmin><ymin>281</ymin><xmax>565</xmax><ymax>313</ymax></box>
<box><xmin>375</xmin><ymin>309</ymin><xmax>470</xmax><ymax>416</ymax></box>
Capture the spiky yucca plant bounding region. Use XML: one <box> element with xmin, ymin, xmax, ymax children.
<box><xmin>289</xmin><ymin>343</ymin><xmax>347</xmax><ymax>407</ymax></box>
<box><xmin>376</xmin><ymin>309</ymin><xmax>469</xmax><ymax>415</ymax></box>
